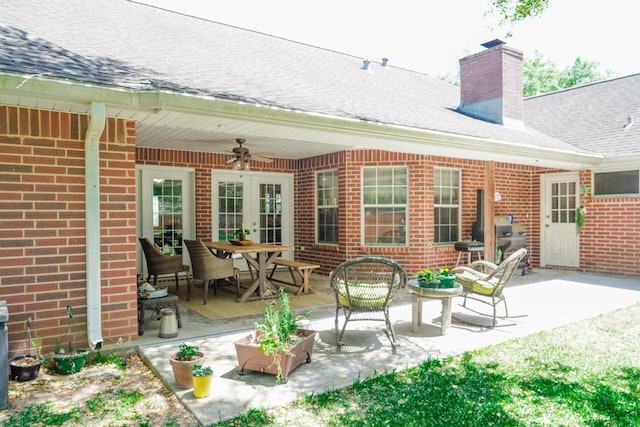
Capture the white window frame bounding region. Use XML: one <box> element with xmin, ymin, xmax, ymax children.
<box><xmin>316</xmin><ymin>169</ymin><xmax>339</xmax><ymax>245</ymax></box>
<box><xmin>361</xmin><ymin>166</ymin><xmax>408</xmax><ymax>247</ymax></box>
<box><xmin>434</xmin><ymin>167</ymin><xmax>461</xmax><ymax>245</ymax></box>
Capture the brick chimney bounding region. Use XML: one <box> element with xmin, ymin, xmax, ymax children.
<box><xmin>459</xmin><ymin>40</ymin><xmax>524</xmax><ymax>127</ymax></box>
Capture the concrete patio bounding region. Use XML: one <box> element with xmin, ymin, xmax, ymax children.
<box><xmin>137</xmin><ymin>269</ymin><xmax>640</xmax><ymax>426</ymax></box>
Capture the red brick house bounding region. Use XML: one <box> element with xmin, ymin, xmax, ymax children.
<box><xmin>1</xmin><ymin>1</ymin><xmax>638</xmax><ymax>355</ymax></box>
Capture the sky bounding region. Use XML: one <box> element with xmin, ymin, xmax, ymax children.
<box><xmin>139</xmin><ymin>0</ymin><xmax>639</xmax><ymax>79</ymax></box>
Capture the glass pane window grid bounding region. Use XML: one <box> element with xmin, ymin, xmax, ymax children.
<box><xmin>550</xmin><ymin>182</ymin><xmax>577</xmax><ymax>224</ymax></box>
<box><xmin>434</xmin><ymin>168</ymin><xmax>461</xmax><ymax>244</ymax></box>
<box><xmin>218</xmin><ymin>182</ymin><xmax>244</xmax><ymax>241</ymax></box>
<box><xmin>317</xmin><ymin>170</ymin><xmax>338</xmax><ymax>244</ymax></box>
<box><xmin>260</xmin><ymin>183</ymin><xmax>282</xmax><ymax>244</ymax></box>
<box><xmin>152</xmin><ymin>178</ymin><xmax>183</xmax><ymax>254</ymax></box>
<box><xmin>362</xmin><ymin>167</ymin><xmax>408</xmax><ymax>246</ymax></box>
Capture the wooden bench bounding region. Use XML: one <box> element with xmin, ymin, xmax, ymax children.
<box><xmin>268</xmin><ymin>258</ymin><xmax>320</xmax><ymax>295</ymax></box>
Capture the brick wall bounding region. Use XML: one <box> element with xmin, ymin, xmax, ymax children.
<box><xmin>0</xmin><ymin>105</ymin><xmax>137</xmax><ymax>357</ymax></box>
<box><xmin>575</xmin><ymin>171</ymin><xmax>640</xmax><ymax>277</ymax></box>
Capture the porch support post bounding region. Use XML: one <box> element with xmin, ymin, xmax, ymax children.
<box><xmin>85</xmin><ymin>102</ymin><xmax>106</xmax><ymax>351</ymax></box>
<box><xmin>484</xmin><ymin>161</ymin><xmax>496</xmax><ymax>263</ymax></box>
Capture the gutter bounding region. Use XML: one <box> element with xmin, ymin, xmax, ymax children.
<box><xmin>85</xmin><ymin>102</ymin><xmax>105</xmax><ymax>351</ymax></box>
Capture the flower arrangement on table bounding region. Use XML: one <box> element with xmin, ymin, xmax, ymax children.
<box><xmin>416</xmin><ymin>268</ymin><xmax>456</xmax><ymax>288</ymax></box>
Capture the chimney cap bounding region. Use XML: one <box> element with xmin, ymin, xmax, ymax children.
<box><xmin>481</xmin><ymin>39</ymin><xmax>506</xmax><ymax>49</ymax></box>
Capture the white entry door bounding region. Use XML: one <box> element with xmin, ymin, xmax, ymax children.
<box><xmin>212</xmin><ymin>171</ymin><xmax>294</xmax><ymax>269</ymax></box>
<box><xmin>541</xmin><ymin>172</ymin><xmax>580</xmax><ymax>267</ymax></box>
<box><xmin>136</xmin><ymin>165</ymin><xmax>195</xmax><ymax>274</ymax></box>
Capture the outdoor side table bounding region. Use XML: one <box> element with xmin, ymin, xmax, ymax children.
<box><xmin>408</xmin><ymin>280</ymin><xmax>463</xmax><ymax>335</ymax></box>
<box><xmin>137</xmin><ymin>294</ymin><xmax>182</xmax><ymax>336</ymax></box>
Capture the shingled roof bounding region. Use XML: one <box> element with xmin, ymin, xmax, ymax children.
<box><xmin>524</xmin><ymin>74</ymin><xmax>640</xmax><ymax>157</ymax></box>
<box><xmin>1</xmin><ymin>0</ymin><xmax>636</xmax><ymax>165</ymax></box>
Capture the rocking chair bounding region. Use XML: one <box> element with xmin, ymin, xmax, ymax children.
<box><xmin>329</xmin><ymin>256</ymin><xmax>407</xmax><ymax>347</ymax></box>
<box><xmin>451</xmin><ymin>248</ymin><xmax>527</xmax><ymax>327</ymax></box>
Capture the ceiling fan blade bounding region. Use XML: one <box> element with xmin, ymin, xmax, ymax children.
<box><xmin>226</xmin><ymin>157</ymin><xmax>237</xmax><ymax>163</ymax></box>
<box><xmin>250</xmin><ymin>155</ymin><xmax>273</xmax><ymax>163</ymax></box>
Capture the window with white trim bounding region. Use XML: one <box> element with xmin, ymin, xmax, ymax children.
<box><xmin>362</xmin><ymin>167</ymin><xmax>407</xmax><ymax>246</ymax></box>
<box><xmin>316</xmin><ymin>170</ymin><xmax>338</xmax><ymax>244</ymax></box>
<box><xmin>593</xmin><ymin>170</ymin><xmax>640</xmax><ymax>197</ymax></box>
<box><xmin>434</xmin><ymin>168</ymin><xmax>461</xmax><ymax>244</ymax></box>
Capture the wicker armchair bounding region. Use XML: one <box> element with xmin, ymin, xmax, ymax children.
<box><xmin>138</xmin><ymin>237</ymin><xmax>190</xmax><ymax>291</ymax></box>
<box><xmin>329</xmin><ymin>256</ymin><xmax>407</xmax><ymax>347</ymax></box>
<box><xmin>184</xmin><ymin>239</ymin><xmax>238</xmax><ymax>305</ymax></box>
<box><xmin>451</xmin><ymin>248</ymin><xmax>527</xmax><ymax>327</ymax></box>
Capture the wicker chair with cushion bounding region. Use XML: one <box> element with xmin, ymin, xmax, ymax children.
<box><xmin>451</xmin><ymin>247</ymin><xmax>527</xmax><ymax>327</ymax></box>
<box><xmin>184</xmin><ymin>239</ymin><xmax>239</xmax><ymax>304</ymax></box>
<box><xmin>139</xmin><ymin>237</ymin><xmax>190</xmax><ymax>292</ymax></box>
<box><xmin>329</xmin><ymin>256</ymin><xmax>407</xmax><ymax>347</ymax></box>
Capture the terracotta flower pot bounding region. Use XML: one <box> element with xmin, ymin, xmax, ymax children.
<box><xmin>234</xmin><ymin>329</ymin><xmax>316</xmax><ymax>383</ymax></box>
<box><xmin>169</xmin><ymin>351</ymin><xmax>205</xmax><ymax>389</ymax></box>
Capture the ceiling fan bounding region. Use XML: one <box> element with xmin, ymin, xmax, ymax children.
<box><xmin>227</xmin><ymin>139</ymin><xmax>273</xmax><ymax>170</ymax></box>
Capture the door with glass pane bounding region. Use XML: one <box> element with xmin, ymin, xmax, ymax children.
<box><xmin>542</xmin><ymin>173</ymin><xmax>579</xmax><ymax>267</ymax></box>
<box><xmin>137</xmin><ymin>166</ymin><xmax>194</xmax><ymax>274</ymax></box>
<box><xmin>213</xmin><ymin>171</ymin><xmax>293</xmax><ymax>269</ymax></box>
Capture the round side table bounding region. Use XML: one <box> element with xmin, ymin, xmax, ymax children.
<box><xmin>408</xmin><ymin>280</ymin><xmax>463</xmax><ymax>335</ymax></box>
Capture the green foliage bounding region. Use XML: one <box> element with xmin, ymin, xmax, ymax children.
<box><xmin>254</xmin><ymin>287</ymin><xmax>301</xmax><ymax>382</ymax></box>
<box><xmin>191</xmin><ymin>364</ymin><xmax>213</xmax><ymax>377</ymax></box>
<box><xmin>92</xmin><ymin>351</ymin><xmax>127</xmax><ymax>369</ymax></box>
<box><xmin>176</xmin><ymin>343</ymin><xmax>199</xmax><ymax>361</ymax></box>
<box><xmin>524</xmin><ymin>52</ymin><xmax>613</xmax><ymax>97</ymax></box>
<box><xmin>3</xmin><ymin>402</ymin><xmax>81</xmax><ymax>426</ymax></box>
<box><xmin>489</xmin><ymin>0</ymin><xmax>550</xmax><ymax>25</ymax></box>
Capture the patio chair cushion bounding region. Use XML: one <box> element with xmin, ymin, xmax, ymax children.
<box><xmin>335</xmin><ymin>281</ymin><xmax>391</xmax><ymax>308</ymax></box>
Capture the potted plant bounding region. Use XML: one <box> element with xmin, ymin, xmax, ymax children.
<box><xmin>234</xmin><ymin>287</ymin><xmax>316</xmax><ymax>383</ymax></box>
<box><xmin>436</xmin><ymin>268</ymin><xmax>456</xmax><ymax>288</ymax></box>
<box><xmin>53</xmin><ymin>305</ymin><xmax>89</xmax><ymax>375</ymax></box>
<box><xmin>9</xmin><ymin>317</ymin><xmax>43</xmax><ymax>382</ymax></box>
<box><xmin>416</xmin><ymin>269</ymin><xmax>440</xmax><ymax>288</ymax></box>
<box><xmin>169</xmin><ymin>342</ymin><xmax>205</xmax><ymax>389</ymax></box>
<box><xmin>235</xmin><ymin>223</ymin><xmax>250</xmax><ymax>241</ymax></box>
<box><xmin>191</xmin><ymin>364</ymin><xmax>213</xmax><ymax>398</ymax></box>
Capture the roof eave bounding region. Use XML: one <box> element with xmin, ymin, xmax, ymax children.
<box><xmin>0</xmin><ymin>72</ymin><xmax>604</xmax><ymax>169</ymax></box>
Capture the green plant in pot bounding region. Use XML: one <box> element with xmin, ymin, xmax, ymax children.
<box><xmin>169</xmin><ymin>342</ymin><xmax>205</xmax><ymax>389</ymax></box>
<box><xmin>53</xmin><ymin>305</ymin><xmax>89</xmax><ymax>375</ymax></box>
<box><xmin>435</xmin><ymin>268</ymin><xmax>456</xmax><ymax>288</ymax></box>
<box><xmin>234</xmin><ymin>224</ymin><xmax>250</xmax><ymax>241</ymax></box>
<box><xmin>9</xmin><ymin>317</ymin><xmax>44</xmax><ymax>382</ymax></box>
<box><xmin>416</xmin><ymin>269</ymin><xmax>440</xmax><ymax>288</ymax></box>
<box><xmin>234</xmin><ymin>287</ymin><xmax>316</xmax><ymax>383</ymax></box>
<box><xmin>191</xmin><ymin>364</ymin><xmax>214</xmax><ymax>398</ymax></box>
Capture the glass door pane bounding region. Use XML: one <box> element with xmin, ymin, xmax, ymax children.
<box><xmin>259</xmin><ymin>183</ymin><xmax>282</xmax><ymax>244</ymax></box>
<box><xmin>152</xmin><ymin>178</ymin><xmax>184</xmax><ymax>255</ymax></box>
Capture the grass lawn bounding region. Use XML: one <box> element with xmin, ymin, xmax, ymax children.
<box><xmin>215</xmin><ymin>303</ymin><xmax>640</xmax><ymax>426</ymax></box>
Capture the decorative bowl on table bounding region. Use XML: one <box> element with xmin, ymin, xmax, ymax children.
<box><xmin>229</xmin><ymin>239</ymin><xmax>253</xmax><ymax>246</ymax></box>
<box><xmin>418</xmin><ymin>280</ymin><xmax>440</xmax><ymax>289</ymax></box>
<box><xmin>149</xmin><ymin>286</ymin><xmax>168</xmax><ymax>299</ymax></box>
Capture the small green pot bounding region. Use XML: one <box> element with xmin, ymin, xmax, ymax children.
<box><xmin>418</xmin><ymin>279</ymin><xmax>440</xmax><ymax>288</ymax></box>
<box><xmin>437</xmin><ymin>275</ymin><xmax>456</xmax><ymax>288</ymax></box>
<box><xmin>53</xmin><ymin>350</ymin><xmax>88</xmax><ymax>375</ymax></box>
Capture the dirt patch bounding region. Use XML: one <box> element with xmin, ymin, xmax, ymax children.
<box><xmin>0</xmin><ymin>352</ymin><xmax>199</xmax><ymax>426</ymax></box>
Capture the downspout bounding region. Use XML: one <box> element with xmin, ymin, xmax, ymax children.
<box><xmin>85</xmin><ymin>102</ymin><xmax>105</xmax><ymax>351</ymax></box>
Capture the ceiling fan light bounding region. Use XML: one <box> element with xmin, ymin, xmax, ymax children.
<box><xmin>244</xmin><ymin>160</ymin><xmax>251</xmax><ymax>171</ymax></box>
<box><xmin>233</xmin><ymin>160</ymin><xmax>241</xmax><ymax>170</ymax></box>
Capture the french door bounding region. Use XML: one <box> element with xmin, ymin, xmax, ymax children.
<box><xmin>136</xmin><ymin>166</ymin><xmax>195</xmax><ymax>274</ymax></box>
<box><xmin>212</xmin><ymin>171</ymin><xmax>293</xmax><ymax>269</ymax></box>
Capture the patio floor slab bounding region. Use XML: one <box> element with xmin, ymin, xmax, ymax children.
<box><xmin>138</xmin><ymin>269</ymin><xmax>640</xmax><ymax>426</ymax></box>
